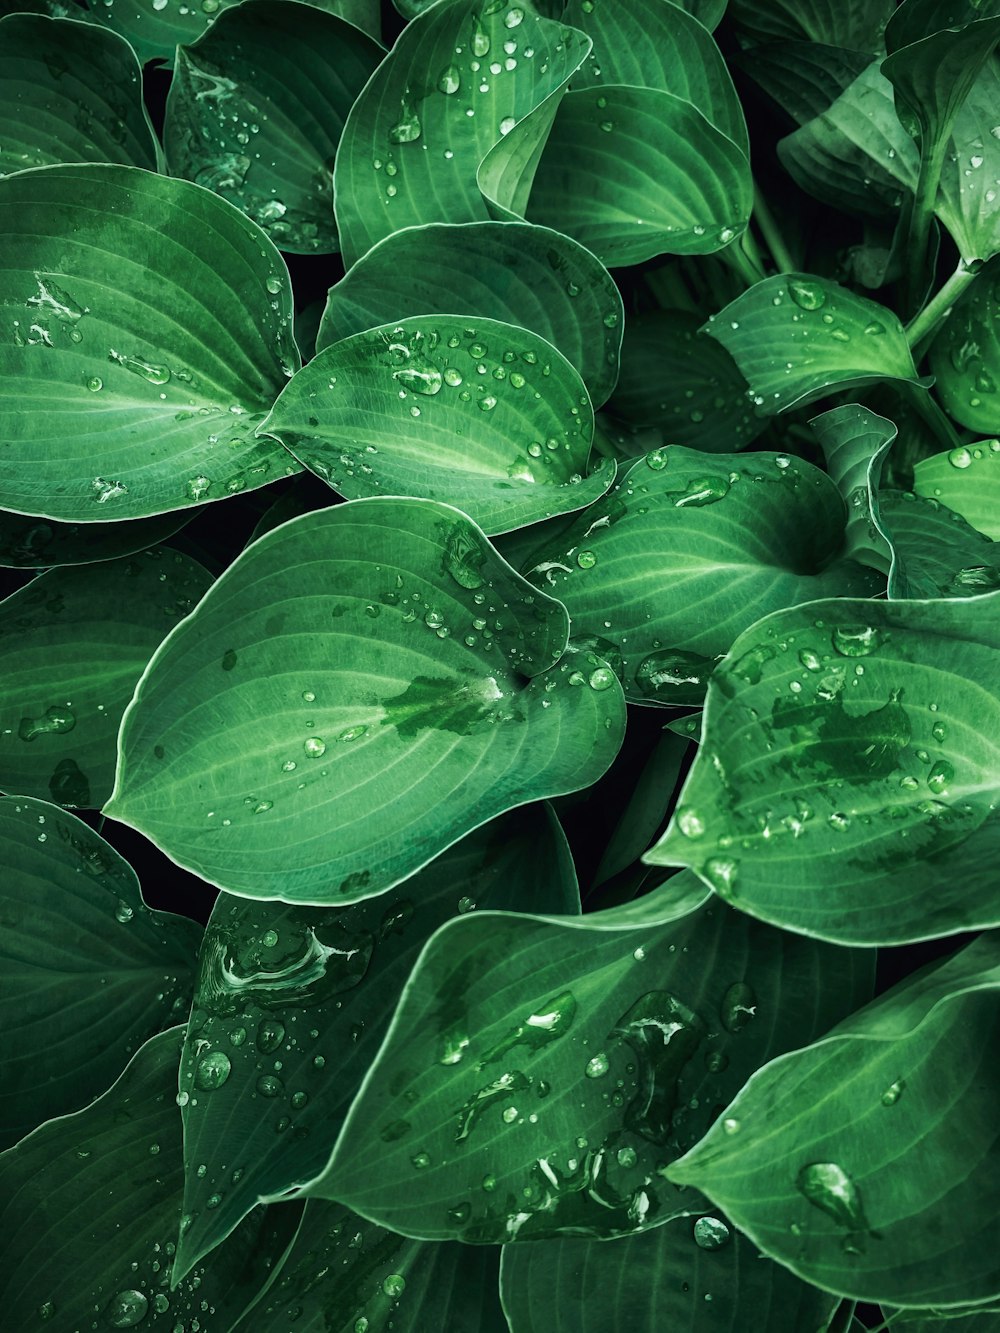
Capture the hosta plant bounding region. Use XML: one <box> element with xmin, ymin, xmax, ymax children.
<box><xmin>1</xmin><ymin>1</ymin><xmax>1000</xmax><ymax>1330</ymax></box>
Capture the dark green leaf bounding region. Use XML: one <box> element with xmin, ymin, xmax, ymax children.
<box><xmin>932</xmin><ymin>60</ymin><xmax>1000</xmax><ymax>265</ymax></box>
<box><xmin>0</xmin><ymin>163</ymin><xmax>300</xmax><ymax>522</ymax></box>
<box><xmin>667</xmin><ymin>934</ymin><xmax>1000</xmax><ymax>1306</ymax></box>
<box><xmin>913</xmin><ymin>441</ymin><xmax>1000</xmax><ymax>541</ymax></box>
<box><xmin>929</xmin><ymin>257</ymin><xmax>1000</xmax><ymax>435</ymax></box>
<box><xmin>174</xmin><ymin>805</ymin><xmax>578</xmax><ymax>1279</ymax></box>
<box><xmin>308</xmin><ymin>898</ymin><xmax>872</xmax><ymax>1240</ymax></box>
<box><xmin>727</xmin><ymin>0</ymin><xmax>893</xmax><ymax>50</ymax></box>
<box><xmin>0</xmin><ymin>547</ymin><xmax>211</xmax><ymax>808</ymax></box>
<box><xmin>0</xmin><ymin>1029</ymin><xmax>303</xmax><ymax>1329</ymax></box>
<box><xmin>736</xmin><ymin>40</ymin><xmax>871</xmax><ymax>126</ymax></box>
<box><xmin>0</xmin><ymin>14</ymin><xmax>157</xmax><ymax>175</ymax></box>
<box><xmin>646</xmin><ymin>591</ymin><xmax>1000</xmax><ymax>945</ymax></box>
<box><xmin>880</xmin><ymin>491</ymin><xmax>1000</xmax><ymax>599</ymax></box>
<box><xmin>106</xmin><ymin>498</ymin><xmax>625</xmax><ymax>904</ymax></box>
<box><xmin>810</xmin><ymin>403</ymin><xmax>894</xmax><ymax>573</ymax></box>
<box><xmin>514</xmin><ymin>445</ymin><xmax>881</xmax><ymax>706</ymax></box>
<box><xmin>263</xmin><ymin>314</ymin><xmax>614</xmax><ymax>534</ymax></box>
<box><xmin>592</xmin><ymin>729</ymin><xmax>690</xmax><ymax>887</ymax></box>
<box><xmin>315</xmin><ymin>220</ymin><xmax>624</xmax><ymax>410</ymax></box>
<box><xmin>164</xmin><ymin>0</ymin><xmax>383</xmax><ymax>254</ymax></box>
<box><xmin>0</xmin><ymin>509</ymin><xmax>193</xmax><ymax>570</ymax></box>
<box><xmin>703</xmin><ymin>274</ymin><xmax>920</xmax><ymax>412</ymax></box>
<box><xmin>0</xmin><ymin>797</ymin><xmax>200</xmax><ymax>1149</ymax></box>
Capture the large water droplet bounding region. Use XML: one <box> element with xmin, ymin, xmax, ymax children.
<box><xmin>796</xmin><ymin>1162</ymin><xmax>873</xmax><ymax>1250</ymax></box>
<box><xmin>831</xmin><ymin>623</ymin><xmax>881</xmax><ymax>657</ymax></box>
<box><xmin>720</xmin><ymin>982</ymin><xmax>756</xmax><ymax>1033</ymax></box>
<box><xmin>194</xmin><ymin>1050</ymin><xmax>232</xmax><ymax>1090</ymax></box>
<box><xmin>788</xmin><ymin>280</ymin><xmax>826</xmax><ymax>311</ymax></box>
<box><xmin>383</xmin><ymin>1274</ymin><xmax>406</xmax><ymax>1298</ymax></box>
<box><xmin>693</xmin><ymin>1216</ymin><xmax>730</xmax><ymax>1249</ymax></box>
<box><xmin>108</xmin><ymin>348</ymin><xmax>170</xmax><ymax>385</ymax></box>
<box><xmin>106</xmin><ymin>1290</ymin><xmax>149</xmax><ymax>1327</ymax></box>
<box><xmin>18</xmin><ymin>704</ymin><xmax>75</xmax><ymax>742</ymax></box>
<box><xmin>388</xmin><ymin>102</ymin><xmax>421</xmax><ymax>144</ymax></box>
<box><xmin>438</xmin><ymin>65</ymin><xmax>461</xmax><ymax>94</ymax></box>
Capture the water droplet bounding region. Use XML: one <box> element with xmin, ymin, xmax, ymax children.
<box><xmin>831</xmin><ymin>623</ymin><xmax>881</xmax><ymax>657</ymax></box>
<box><xmin>949</xmin><ymin>446</ymin><xmax>973</xmax><ymax>469</ymax></box>
<box><xmin>931</xmin><ymin>721</ymin><xmax>947</xmax><ymax>743</ymax></box>
<box><xmin>704</xmin><ymin>857</ymin><xmax>738</xmax><ymax>899</ymax></box>
<box><xmin>646</xmin><ymin>447</ymin><xmax>669</xmax><ymax>470</ymax></box>
<box><xmin>676</xmin><ymin>807</ymin><xmax>705</xmax><ymax>839</ymax></box>
<box><xmin>616</xmin><ymin>1145</ymin><xmax>637</xmax><ymax>1168</ymax></box>
<box><xmin>39</xmin><ymin>1301</ymin><xmax>56</xmax><ymax>1320</ymax></box>
<box><xmin>788</xmin><ymin>280</ymin><xmax>826</xmax><ymax>311</ymax></box>
<box><xmin>478</xmin><ymin>393</ymin><xmax>497</xmax><ymax>411</ymax></box>
<box><xmin>439</xmin><ymin>64</ymin><xmax>461</xmax><ymax>94</ymax></box>
<box><xmin>500</xmin><ymin>116</ymin><xmax>517</xmax><ymax>135</ymax></box>
<box><xmin>411</xmin><ymin>1150</ymin><xmax>432</xmax><ymax>1169</ymax></box>
<box><xmin>672</xmin><ymin>475</ymin><xmax>730</xmax><ymax>508</ymax></box>
<box><xmin>382</xmin><ymin>1274</ymin><xmax>406</xmax><ymax>1298</ymax></box>
<box><xmin>880</xmin><ymin>1078</ymin><xmax>905</xmax><ymax>1106</ymax></box>
<box><xmin>115</xmin><ymin>900</ymin><xmax>134</xmax><ymax>923</ymax></box>
<box><xmin>186</xmin><ymin>474</ymin><xmax>211</xmax><ymax>500</ymax></box>
<box><xmin>108</xmin><ymin>348</ymin><xmax>170</xmax><ymax>385</ymax></box>
<box><xmin>304</xmin><ymin>736</ymin><xmax>327</xmax><ymax>757</ymax></box>
<box><xmin>195</xmin><ymin>1050</ymin><xmax>232</xmax><ymax>1090</ymax></box>
<box><xmin>722</xmin><ymin>1116</ymin><xmax>740</xmax><ymax>1135</ymax></box>
<box><xmin>693</xmin><ymin>1216</ymin><xmax>731</xmax><ymax>1249</ymax></box>
<box><xmin>504</xmin><ymin>6</ymin><xmax>524</xmax><ymax>26</ymax></box>
<box><xmin>720</xmin><ymin>982</ymin><xmax>756</xmax><ymax>1033</ymax></box>
<box><xmin>589</xmin><ymin>667</ymin><xmax>615</xmax><ymax>691</ymax></box>
<box><xmin>576</xmin><ymin>548</ymin><xmax>597</xmax><ymax>569</ymax></box>
<box><xmin>106</xmin><ymin>1290</ymin><xmax>149</xmax><ymax>1327</ymax></box>
<box><xmin>585</xmin><ymin>1052</ymin><xmax>610</xmax><ymax>1078</ymax></box>
<box><xmin>926</xmin><ymin>760</ymin><xmax>954</xmax><ymax>795</ymax></box>
<box><xmin>86</xmin><ymin>375</ymin><xmax>103</xmax><ymax>392</ymax></box>
<box><xmin>796</xmin><ymin>1162</ymin><xmax>872</xmax><ymax>1251</ymax></box>
<box><xmin>18</xmin><ymin>704</ymin><xmax>75</xmax><ymax>742</ymax></box>
<box><xmin>256</xmin><ymin>1018</ymin><xmax>286</xmax><ymax>1053</ymax></box>
<box><xmin>389</xmin><ymin>102</ymin><xmax>421</xmax><ymax>144</ymax></box>
<box><xmin>221</xmin><ymin>648</ymin><xmax>238</xmax><ymax>671</ymax></box>
<box><xmin>256</xmin><ymin>1073</ymin><xmax>284</xmax><ymax>1097</ymax></box>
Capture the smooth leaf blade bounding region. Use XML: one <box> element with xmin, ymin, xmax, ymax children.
<box><xmin>0</xmin><ymin>797</ymin><xmax>201</xmax><ymax>1149</ymax></box>
<box><xmin>667</xmin><ymin>935</ymin><xmax>1000</xmax><ymax>1306</ymax></box>
<box><xmin>913</xmin><ymin>441</ymin><xmax>1000</xmax><ymax>541</ymax></box>
<box><xmin>929</xmin><ymin>258</ymin><xmax>1000</xmax><ymax>435</ymax></box>
<box><xmin>315</xmin><ymin>220</ymin><xmax>624</xmax><ymax>409</ymax></box>
<box><xmin>164</xmin><ymin>0</ymin><xmax>384</xmax><ymax>254</ymax></box>
<box><xmin>262</xmin><ymin>314</ymin><xmax>613</xmax><ymax>534</ymax></box>
<box><xmin>809</xmin><ymin>403</ymin><xmax>894</xmax><ymax>574</ymax></box>
<box><xmin>646</xmin><ymin>591</ymin><xmax>1000</xmax><ymax>945</ymax></box>
<box><xmin>704</xmin><ymin>274</ymin><xmax>919</xmax><ymax>412</ymax></box>
<box><xmin>106</xmin><ymin>498</ymin><xmax>625</xmax><ymax>904</ymax></box>
<box><xmin>0</xmin><ymin>163</ymin><xmax>301</xmax><ymax>522</ymax></box>
<box><xmin>879</xmin><ymin>490</ymin><xmax>1000</xmax><ymax>600</ymax></box>
<box><xmin>0</xmin><ymin>547</ymin><xmax>212</xmax><ymax>808</ymax></box>
<box><xmin>308</xmin><ymin>900</ymin><xmax>872</xmax><ymax>1240</ymax></box>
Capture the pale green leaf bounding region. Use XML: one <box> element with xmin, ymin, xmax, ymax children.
<box><xmin>879</xmin><ymin>491</ymin><xmax>1000</xmax><ymax>599</ymax></box>
<box><xmin>913</xmin><ymin>441</ymin><xmax>1000</xmax><ymax>540</ymax></box>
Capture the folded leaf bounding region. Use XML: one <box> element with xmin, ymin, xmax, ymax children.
<box><xmin>316</xmin><ymin>220</ymin><xmax>624</xmax><ymax>409</ymax></box>
<box><xmin>106</xmin><ymin>497</ymin><xmax>625</xmax><ymax>904</ymax></box>
<box><xmin>0</xmin><ymin>546</ymin><xmax>211</xmax><ymax>808</ymax></box>
<box><xmin>0</xmin><ymin>164</ymin><xmax>300</xmax><ymax>522</ymax></box>
<box><xmin>646</xmin><ymin>591</ymin><xmax>1000</xmax><ymax>945</ymax></box>
<box><xmin>929</xmin><ymin>258</ymin><xmax>1000</xmax><ymax>435</ymax></box>
<box><xmin>262</xmin><ymin>314</ymin><xmax>613</xmax><ymax>534</ymax></box>
<box><xmin>667</xmin><ymin>934</ymin><xmax>1000</xmax><ymax>1306</ymax></box>
<box><xmin>0</xmin><ymin>797</ymin><xmax>201</xmax><ymax>1149</ymax></box>
<box><xmin>307</xmin><ymin>898</ymin><xmax>872</xmax><ymax>1240</ymax></box>
<box><xmin>164</xmin><ymin>0</ymin><xmax>383</xmax><ymax>254</ymax></box>
<box><xmin>913</xmin><ymin>441</ymin><xmax>1000</xmax><ymax>541</ymax></box>
<box><xmin>880</xmin><ymin>491</ymin><xmax>1000</xmax><ymax>599</ymax></box>
<box><xmin>809</xmin><ymin>403</ymin><xmax>894</xmax><ymax>573</ymax></box>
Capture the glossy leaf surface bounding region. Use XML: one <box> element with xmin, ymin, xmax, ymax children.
<box><xmin>929</xmin><ymin>259</ymin><xmax>1000</xmax><ymax>435</ymax></box>
<box><xmin>107</xmin><ymin>498</ymin><xmax>625</xmax><ymax>903</ymax></box>
<box><xmin>913</xmin><ymin>441</ymin><xmax>1000</xmax><ymax>541</ymax></box>
<box><xmin>809</xmin><ymin>403</ymin><xmax>893</xmax><ymax>574</ymax></box>
<box><xmin>727</xmin><ymin>0</ymin><xmax>892</xmax><ymax>49</ymax></box>
<box><xmin>880</xmin><ymin>491</ymin><xmax>1000</xmax><ymax>600</ymax></box>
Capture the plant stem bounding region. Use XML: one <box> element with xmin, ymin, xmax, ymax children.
<box><xmin>753</xmin><ymin>182</ymin><xmax>797</xmax><ymax>273</ymax></box>
<box><xmin>904</xmin><ymin>262</ymin><xmax>977</xmax><ymax>351</ymax></box>
<box><xmin>905</xmin><ymin>381</ymin><xmax>962</xmax><ymax>452</ymax></box>
<box><xmin>718</xmin><ymin>230</ymin><xmax>766</xmax><ymax>289</ymax></box>
<box><xmin>905</xmin><ymin>135</ymin><xmax>948</xmax><ymax>310</ymax></box>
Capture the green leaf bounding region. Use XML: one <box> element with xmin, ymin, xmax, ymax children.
<box><xmin>513</xmin><ymin>445</ymin><xmax>881</xmax><ymax>706</ymax></box>
<box><xmin>499</xmin><ymin>1213</ymin><xmax>841</xmax><ymax>1332</ymax></box>
<box><xmin>0</xmin><ymin>509</ymin><xmax>193</xmax><ymax>569</ymax></box>
<box><xmin>932</xmin><ymin>59</ymin><xmax>1000</xmax><ymax>264</ymax></box>
<box><xmin>0</xmin><ymin>1029</ymin><xmax>303</xmax><ymax>1329</ymax></box>
<box><xmin>592</xmin><ymin>729</ymin><xmax>691</xmax><ymax>888</ymax></box>
<box><xmin>0</xmin><ymin>547</ymin><xmax>212</xmax><ymax>808</ymax></box>
<box><xmin>173</xmin><ymin>804</ymin><xmax>578</xmax><ymax>1279</ymax></box>
<box><xmin>646</xmin><ymin>591</ymin><xmax>1000</xmax><ymax>945</ymax></box>
<box><xmin>0</xmin><ymin>163</ymin><xmax>301</xmax><ymax>522</ymax></box>
<box><xmin>667</xmin><ymin>934</ymin><xmax>1000</xmax><ymax>1306</ymax></box>
<box><xmin>164</xmin><ymin>0</ymin><xmax>383</xmax><ymax>255</ymax></box>
<box><xmin>809</xmin><ymin>403</ymin><xmax>894</xmax><ymax>574</ymax></box>
<box><xmin>736</xmin><ymin>40</ymin><xmax>871</xmax><ymax>127</ymax></box>
<box><xmin>333</xmin><ymin>0</ymin><xmax>591</xmax><ymax>266</ymax></box>
<box><xmin>262</xmin><ymin>314</ymin><xmax>613</xmax><ymax>535</ymax></box>
<box><xmin>703</xmin><ymin>274</ymin><xmax>920</xmax><ymax>413</ymax></box>
<box><xmin>607</xmin><ymin>309</ymin><xmax>764</xmax><ymax>450</ymax></box>
<box><xmin>880</xmin><ymin>491</ymin><xmax>1000</xmax><ymax>599</ymax></box>
<box><xmin>913</xmin><ymin>441</ymin><xmax>1000</xmax><ymax>541</ymax></box>
<box><xmin>727</xmin><ymin>0</ymin><xmax>893</xmax><ymax>50</ymax></box>
<box><xmin>315</xmin><ymin>220</ymin><xmax>624</xmax><ymax>410</ymax></box>
<box><xmin>106</xmin><ymin>497</ymin><xmax>625</xmax><ymax>904</ymax></box>
<box><xmin>234</xmin><ymin>1198</ymin><xmax>508</xmax><ymax>1333</ymax></box>
<box><xmin>0</xmin><ymin>14</ymin><xmax>157</xmax><ymax>175</ymax></box>
<box><xmin>929</xmin><ymin>258</ymin><xmax>1000</xmax><ymax>434</ymax></box>
<box><xmin>82</xmin><ymin>0</ymin><xmax>379</xmax><ymax>66</ymax></box>
<box><xmin>306</xmin><ymin>898</ymin><xmax>872</xmax><ymax>1240</ymax></box>
<box><xmin>0</xmin><ymin>797</ymin><xmax>200</xmax><ymax>1149</ymax></box>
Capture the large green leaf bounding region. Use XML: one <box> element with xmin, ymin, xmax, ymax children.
<box><xmin>106</xmin><ymin>498</ymin><xmax>625</xmax><ymax>903</ymax></box>
<box><xmin>913</xmin><ymin>441</ymin><xmax>1000</xmax><ymax>541</ymax></box>
<box><xmin>0</xmin><ymin>1029</ymin><xmax>304</xmax><ymax>1329</ymax></box>
<box><xmin>499</xmin><ymin>1213</ymin><xmax>841</xmax><ymax>1332</ymax></box>
<box><xmin>727</xmin><ymin>0</ymin><xmax>892</xmax><ymax>50</ymax></box>
<box><xmin>880</xmin><ymin>491</ymin><xmax>1000</xmax><ymax>599</ymax></box>
<box><xmin>809</xmin><ymin>403</ymin><xmax>893</xmax><ymax>574</ymax></box>
<box><xmin>0</xmin><ymin>547</ymin><xmax>211</xmax><ymax>808</ymax></box>
<box><xmin>0</xmin><ymin>509</ymin><xmax>192</xmax><ymax>569</ymax></box>
<box><xmin>173</xmin><ymin>805</ymin><xmax>578</xmax><ymax>1279</ymax></box>
<box><xmin>737</xmin><ymin>40</ymin><xmax>871</xmax><ymax>127</ymax></box>
<box><xmin>0</xmin><ymin>163</ymin><xmax>300</xmax><ymax>522</ymax></box>
<box><xmin>607</xmin><ymin>309</ymin><xmax>765</xmax><ymax>452</ymax></box>
<box><xmin>308</xmin><ymin>898</ymin><xmax>872</xmax><ymax>1240</ymax></box>
<box><xmin>929</xmin><ymin>258</ymin><xmax>1000</xmax><ymax>435</ymax></box>
<box><xmin>932</xmin><ymin>60</ymin><xmax>1000</xmax><ymax>265</ymax></box>
<box><xmin>164</xmin><ymin>1</ymin><xmax>383</xmax><ymax>254</ymax></box>
<box><xmin>646</xmin><ymin>591</ymin><xmax>1000</xmax><ymax>945</ymax></box>
<box><xmin>0</xmin><ymin>14</ymin><xmax>157</xmax><ymax>176</ymax></box>
<box><xmin>333</xmin><ymin>0</ymin><xmax>591</xmax><ymax>266</ymax></box>
<box><xmin>82</xmin><ymin>0</ymin><xmax>380</xmax><ymax>65</ymax></box>
<box><xmin>315</xmin><ymin>221</ymin><xmax>624</xmax><ymax>410</ymax></box>
<box><xmin>666</xmin><ymin>935</ymin><xmax>1000</xmax><ymax>1306</ymax></box>
<box><xmin>235</xmin><ymin>1198</ymin><xmax>508</xmax><ymax>1333</ymax></box>
<box><xmin>703</xmin><ymin>274</ymin><xmax>919</xmax><ymax>412</ymax></box>
<box><xmin>262</xmin><ymin>314</ymin><xmax>613</xmax><ymax>535</ymax></box>
<box><xmin>0</xmin><ymin>797</ymin><xmax>201</xmax><ymax>1149</ymax></box>
<box><xmin>513</xmin><ymin>445</ymin><xmax>881</xmax><ymax>706</ymax></box>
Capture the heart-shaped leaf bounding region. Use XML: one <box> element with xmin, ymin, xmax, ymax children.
<box><xmin>513</xmin><ymin>445</ymin><xmax>881</xmax><ymax>706</ymax></box>
<box><xmin>164</xmin><ymin>0</ymin><xmax>383</xmax><ymax>254</ymax></box>
<box><xmin>929</xmin><ymin>258</ymin><xmax>1000</xmax><ymax>434</ymax></box>
<box><xmin>315</xmin><ymin>221</ymin><xmax>624</xmax><ymax>410</ymax></box>
<box><xmin>0</xmin><ymin>13</ymin><xmax>157</xmax><ymax>175</ymax></box>
<box><xmin>703</xmin><ymin>274</ymin><xmax>919</xmax><ymax>412</ymax></box>
<box><xmin>667</xmin><ymin>934</ymin><xmax>1000</xmax><ymax>1306</ymax></box>
<box><xmin>0</xmin><ymin>797</ymin><xmax>201</xmax><ymax>1149</ymax></box>
<box><xmin>0</xmin><ymin>1028</ymin><xmax>303</xmax><ymax>1329</ymax></box>
<box><xmin>106</xmin><ymin>498</ymin><xmax>625</xmax><ymax>904</ymax></box>
<box><xmin>173</xmin><ymin>804</ymin><xmax>579</xmax><ymax>1279</ymax></box>
<box><xmin>307</xmin><ymin>899</ymin><xmax>872</xmax><ymax>1240</ymax></box>
<box><xmin>646</xmin><ymin>591</ymin><xmax>1000</xmax><ymax>945</ymax></box>
<box><xmin>913</xmin><ymin>440</ymin><xmax>1000</xmax><ymax>541</ymax></box>
<box><xmin>0</xmin><ymin>509</ymin><xmax>193</xmax><ymax>570</ymax></box>
<box><xmin>262</xmin><ymin>314</ymin><xmax>613</xmax><ymax>534</ymax></box>
<box><xmin>0</xmin><ymin>163</ymin><xmax>300</xmax><ymax>522</ymax></box>
<box><xmin>0</xmin><ymin>547</ymin><xmax>212</xmax><ymax>808</ymax></box>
